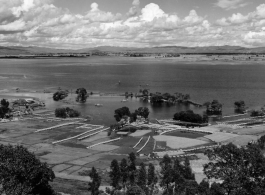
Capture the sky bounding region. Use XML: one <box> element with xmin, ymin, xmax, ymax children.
<box><xmin>0</xmin><ymin>0</ymin><xmax>265</xmax><ymax>49</ymax></box>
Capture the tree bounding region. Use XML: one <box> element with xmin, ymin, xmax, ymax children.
<box><xmin>142</xmin><ymin>89</ymin><xmax>149</xmax><ymax>96</ymax></box>
<box><xmin>88</xmin><ymin>167</ymin><xmax>101</xmax><ymax>195</ymax></box>
<box><xmin>209</xmin><ymin>182</ymin><xmax>225</xmax><ymax>195</ymax></box>
<box><xmin>114</xmin><ymin>107</ymin><xmax>131</xmax><ymax>122</ymax></box>
<box><xmin>0</xmin><ymin>145</ymin><xmax>56</xmax><ymax>195</ymax></box>
<box><xmin>173</xmin><ymin>158</ymin><xmax>186</xmax><ymax>194</ymax></box>
<box><xmin>204</xmin><ymin>143</ymin><xmax>265</xmax><ymax>195</ymax></box>
<box><xmin>137</xmin><ymin>163</ymin><xmax>147</xmax><ymax>192</ymax></box>
<box><xmin>55</xmin><ymin>107</ymin><xmax>80</xmax><ymax>118</ymax></box>
<box><xmin>131</xmin><ymin>107</ymin><xmax>150</xmax><ymax>122</ymax></box>
<box><xmin>53</xmin><ymin>90</ymin><xmax>68</xmax><ymax>101</ymax></box>
<box><xmin>150</xmin><ymin>94</ymin><xmax>164</xmax><ymax>104</ymax></box>
<box><xmin>173</xmin><ymin>110</ymin><xmax>206</xmax><ymax>124</ymax></box>
<box><xmin>185</xmin><ymin>180</ymin><xmax>199</xmax><ymax>195</ymax></box>
<box><xmin>109</xmin><ymin>159</ymin><xmax>121</xmax><ymax>189</ymax></box>
<box><xmin>198</xmin><ymin>179</ymin><xmax>210</xmax><ymax>195</ymax></box>
<box><xmin>120</xmin><ymin>158</ymin><xmax>129</xmax><ymax>186</ymax></box>
<box><xmin>126</xmin><ymin>185</ymin><xmax>145</xmax><ymax>195</ymax></box>
<box><xmin>250</xmin><ymin>109</ymin><xmax>264</xmax><ymax>117</ymax></box>
<box><xmin>183</xmin><ymin>157</ymin><xmax>195</xmax><ymax>180</ymax></box>
<box><xmin>147</xmin><ymin>163</ymin><xmax>157</xmax><ymax>195</ymax></box>
<box><xmin>0</xmin><ymin>99</ymin><xmax>10</xmax><ymax>119</ymax></box>
<box><xmin>128</xmin><ymin>152</ymin><xmax>137</xmax><ymax>184</ymax></box>
<box><xmin>234</xmin><ymin>100</ymin><xmax>246</xmax><ymax>113</ymax></box>
<box><xmin>205</xmin><ymin>100</ymin><xmax>222</xmax><ymax>115</ymax></box>
<box><xmin>160</xmin><ymin>155</ymin><xmax>173</xmax><ymax>194</ymax></box>
<box><xmin>76</xmin><ymin>88</ymin><xmax>88</xmax><ymax>103</ymax></box>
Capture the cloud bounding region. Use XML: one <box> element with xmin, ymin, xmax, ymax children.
<box><xmin>127</xmin><ymin>0</ymin><xmax>140</xmax><ymax>17</ymax></box>
<box><xmin>215</xmin><ymin>0</ymin><xmax>248</xmax><ymax>10</ymax></box>
<box><xmin>1</xmin><ymin>1</ymin><xmax>265</xmax><ymax>48</ymax></box>
<box><xmin>84</xmin><ymin>3</ymin><xmax>122</xmax><ymax>22</ymax></box>
<box><xmin>140</xmin><ymin>3</ymin><xmax>165</xmax><ymax>22</ymax></box>
<box><xmin>228</xmin><ymin>13</ymin><xmax>248</xmax><ymax>23</ymax></box>
<box><xmin>11</xmin><ymin>0</ymin><xmax>35</xmax><ymax>17</ymax></box>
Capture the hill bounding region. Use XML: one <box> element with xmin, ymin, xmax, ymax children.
<box><xmin>1</xmin><ymin>45</ymin><xmax>265</xmax><ymax>55</ymax></box>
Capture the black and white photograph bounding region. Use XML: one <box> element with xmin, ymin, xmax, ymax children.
<box><xmin>1</xmin><ymin>0</ymin><xmax>265</xmax><ymax>194</ymax></box>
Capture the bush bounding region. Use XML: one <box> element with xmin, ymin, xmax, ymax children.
<box><xmin>53</xmin><ymin>90</ymin><xmax>68</xmax><ymax>101</ymax></box>
<box><xmin>55</xmin><ymin>107</ymin><xmax>80</xmax><ymax>118</ymax></box>
<box><xmin>173</xmin><ymin>110</ymin><xmax>206</xmax><ymax>123</ymax></box>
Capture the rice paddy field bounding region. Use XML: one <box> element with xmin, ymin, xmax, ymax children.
<box><xmin>2</xmin><ymin>109</ymin><xmax>265</xmax><ymax>193</ymax></box>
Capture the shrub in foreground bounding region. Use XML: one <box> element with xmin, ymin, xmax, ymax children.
<box><xmin>0</xmin><ymin>144</ymin><xmax>56</xmax><ymax>195</ymax></box>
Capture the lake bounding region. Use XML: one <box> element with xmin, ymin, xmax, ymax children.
<box><xmin>1</xmin><ymin>56</ymin><xmax>265</xmax><ymax>125</ymax></box>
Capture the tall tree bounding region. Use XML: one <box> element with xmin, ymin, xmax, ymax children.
<box><xmin>128</xmin><ymin>152</ymin><xmax>137</xmax><ymax>184</ymax></box>
<box><xmin>137</xmin><ymin>163</ymin><xmax>147</xmax><ymax>192</ymax></box>
<box><xmin>120</xmin><ymin>158</ymin><xmax>129</xmax><ymax>187</ymax></box>
<box><xmin>147</xmin><ymin>163</ymin><xmax>157</xmax><ymax>195</ymax></box>
<box><xmin>109</xmin><ymin>159</ymin><xmax>121</xmax><ymax>189</ymax></box>
<box><xmin>88</xmin><ymin>167</ymin><xmax>101</xmax><ymax>195</ymax></box>
<box><xmin>173</xmin><ymin>158</ymin><xmax>185</xmax><ymax>195</ymax></box>
<box><xmin>160</xmin><ymin>155</ymin><xmax>173</xmax><ymax>194</ymax></box>
<box><xmin>0</xmin><ymin>99</ymin><xmax>10</xmax><ymax>118</ymax></box>
<box><xmin>0</xmin><ymin>145</ymin><xmax>56</xmax><ymax>195</ymax></box>
<box><xmin>183</xmin><ymin>157</ymin><xmax>195</xmax><ymax>180</ymax></box>
<box><xmin>198</xmin><ymin>179</ymin><xmax>210</xmax><ymax>195</ymax></box>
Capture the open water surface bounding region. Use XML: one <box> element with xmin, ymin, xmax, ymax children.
<box><xmin>1</xmin><ymin>56</ymin><xmax>265</xmax><ymax>125</ymax></box>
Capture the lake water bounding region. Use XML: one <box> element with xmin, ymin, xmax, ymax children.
<box><xmin>1</xmin><ymin>56</ymin><xmax>265</xmax><ymax>125</ymax></box>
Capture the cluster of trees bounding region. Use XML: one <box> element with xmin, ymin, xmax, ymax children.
<box><xmin>114</xmin><ymin>107</ymin><xmax>149</xmax><ymax>123</ymax></box>
<box><xmin>88</xmin><ymin>135</ymin><xmax>265</xmax><ymax>195</ymax></box>
<box><xmin>149</xmin><ymin>92</ymin><xmax>191</xmax><ymax>105</ymax></box>
<box><xmin>88</xmin><ymin>152</ymin><xmax>223</xmax><ymax>195</ymax></box>
<box><xmin>0</xmin><ymin>99</ymin><xmax>10</xmax><ymax>119</ymax></box>
<box><xmin>0</xmin><ymin>145</ymin><xmax>56</xmax><ymax>195</ymax></box>
<box><xmin>204</xmin><ymin>100</ymin><xmax>222</xmax><ymax>115</ymax></box>
<box><xmin>138</xmin><ymin>89</ymin><xmax>191</xmax><ymax>105</ymax></box>
<box><xmin>234</xmin><ymin>100</ymin><xmax>246</xmax><ymax>113</ymax></box>
<box><xmin>173</xmin><ymin>110</ymin><xmax>208</xmax><ymax>124</ymax></box>
<box><xmin>2</xmin><ymin>136</ymin><xmax>265</xmax><ymax>195</ymax></box>
<box><xmin>76</xmin><ymin>88</ymin><xmax>88</xmax><ymax>103</ymax></box>
<box><xmin>55</xmin><ymin>107</ymin><xmax>80</xmax><ymax>118</ymax></box>
<box><xmin>250</xmin><ymin>107</ymin><xmax>265</xmax><ymax>117</ymax></box>
<box><xmin>53</xmin><ymin>90</ymin><xmax>68</xmax><ymax>101</ymax></box>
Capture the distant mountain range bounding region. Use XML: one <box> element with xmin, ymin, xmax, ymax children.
<box><xmin>1</xmin><ymin>45</ymin><xmax>265</xmax><ymax>55</ymax></box>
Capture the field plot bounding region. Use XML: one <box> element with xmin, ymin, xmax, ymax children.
<box><xmin>111</xmin><ymin>136</ymin><xmax>140</xmax><ymax>147</ymax></box>
<box><xmin>139</xmin><ymin>137</ymin><xmax>155</xmax><ymax>155</ymax></box>
<box><xmin>165</xmin><ymin>130</ymin><xmax>207</xmax><ymax>139</ymax></box>
<box><xmin>223</xmin><ymin>135</ymin><xmax>259</xmax><ymax>146</ymax></box>
<box><xmin>153</xmin><ymin>135</ymin><xmax>208</xmax><ymax>149</ymax></box>
<box><xmin>226</xmin><ymin>125</ymin><xmax>265</xmax><ymax>135</ymax></box>
<box><xmin>90</xmin><ymin>144</ymin><xmax>120</xmax><ymax>152</ymax></box>
<box><xmin>130</xmin><ymin>130</ymin><xmax>152</xmax><ymax>137</ymax></box>
<box><xmin>155</xmin><ymin>141</ymin><xmax>167</xmax><ymax>151</ymax></box>
<box><xmin>80</xmin><ymin>132</ymin><xmax>109</xmax><ymax>143</ymax></box>
<box><xmin>204</xmin><ymin>132</ymin><xmax>239</xmax><ymax>142</ymax></box>
<box><xmin>133</xmin><ymin>137</ymin><xmax>148</xmax><ymax>151</ymax></box>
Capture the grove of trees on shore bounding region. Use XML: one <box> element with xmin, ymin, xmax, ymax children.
<box><xmin>173</xmin><ymin>110</ymin><xmax>208</xmax><ymax>124</ymax></box>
